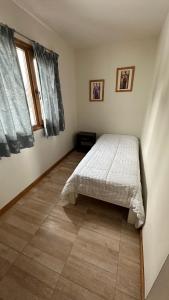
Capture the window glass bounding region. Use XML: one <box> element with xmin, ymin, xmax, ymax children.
<box><xmin>16</xmin><ymin>47</ymin><xmax>37</xmax><ymax>126</ymax></box>
<box><xmin>33</xmin><ymin>58</ymin><xmax>44</xmax><ymax>120</ymax></box>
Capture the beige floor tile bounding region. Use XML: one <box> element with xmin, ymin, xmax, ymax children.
<box><xmin>58</xmin><ymin>161</ymin><xmax>80</xmax><ymax>169</ymax></box>
<box><xmin>0</xmin><ymin>257</ymin><xmax>11</xmax><ymax>280</ymax></box>
<box><xmin>37</xmin><ymin>177</ymin><xmax>64</xmax><ymax>191</ymax></box>
<box><xmin>82</xmin><ymin>208</ymin><xmax>122</xmax><ymax>240</ymax></box>
<box><xmin>41</xmin><ymin>216</ymin><xmax>80</xmax><ymax>242</ymax></box>
<box><xmin>23</xmin><ymin>244</ymin><xmax>65</xmax><ymax>273</ymax></box>
<box><xmin>62</xmin><ymin>254</ymin><xmax>115</xmax><ymax>300</ymax></box>
<box><xmin>49</xmin><ymin>204</ymin><xmax>86</xmax><ymax>225</ymax></box>
<box><xmin>58</xmin><ymin>165</ymin><xmax>74</xmax><ymax>173</ymax></box>
<box><xmin>25</xmin><ymin>227</ymin><xmax>73</xmax><ymax>271</ymax></box>
<box><xmin>13</xmin><ymin>254</ymin><xmax>59</xmax><ymax>289</ymax></box>
<box><xmin>0</xmin><ymin>226</ymin><xmax>29</xmax><ymax>251</ymax></box>
<box><xmin>71</xmin><ymin>227</ymin><xmax>119</xmax><ymax>275</ymax></box>
<box><xmin>26</xmin><ymin>184</ymin><xmax>60</xmax><ymax>197</ymax></box>
<box><xmin>0</xmin><ymin>242</ymin><xmax>19</xmax><ymax>263</ymax></box>
<box><xmin>58</xmin><ymin>195</ymin><xmax>90</xmax><ymax>213</ymax></box>
<box><xmin>44</xmin><ymin>172</ymin><xmax>68</xmax><ymax>186</ymax></box>
<box><xmin>0</xmin><ymin>221</ymin><xmax>33</xmax><ymax>242</ymax></box>
<box><xmin>0</xmin><ymin>244</ymin><xmax>19</xmax><ymax>279</ymax></box>
<box><xmin>2</xmin><ymin>212</ymin><xmax>39</xmax><ymax>235</ymax></box>
<box><xmin>50</xmin><ymin>166</ymin><xmax>72</xmax><ymax>177</ymax></box>
<box><xmin>114</xmin><ymin>289</ymin><xmax>138</xmax><ymax>300</ymax></box>
<box><xmin>52</xmin><ymin>276</ymin><xmax>104</xmax><ymax>300</ymax></box>
<box><xmin>30</xmin><ymin>188</ymin><xmax>59</xmax><ymax>204</ymax></box>
<box><xmin>0</xmin><ymin>278</ymin><xmax>43</xmax><ymax>300</ymax></box>
<box><xmin>88</xmin><ymin>199</ymin><xmax>125</xmax><ymax>221</ymax></box>
<box><xmin>31</xmin><ymin>226</ymin><xmax>73</xmax><ymax>258</ymax></box>
<box><xmin>0</xmin><ymin>265</ymin><xmax>52</xmax><ymax>300</ymax></box>
<box><xmin>77</xmin><ymin>195</ymin><xmax>97</xmax><ymax>209</ymax></box>
<box><xmin>117</xmin><ymin>256</ymin><xmax>140</xmax><ymax>299</ymax></box>
<box><xmin>0</xmin><ymin>151</ymin><xmax>141</xmax><ymax>300</ymax></box>
<box><xmin>13</xmin><ymin>205</ymin><xmax>47</xmax><ymax>225</ymax></box>
<box><xmin>42</xmin><ymin>184</ymin><xmax>63</xmax><ymax>198</ymax></box>
<box><xmin>0</xmin><ymin>209</ymin><xmax>14</xmax><ymax>225</ymax></box>
<box><xmin>120</xmin><ymin>240</ymin><xmax>140</xmax><ymax>264</ymax></box>
<box><xmin>16</xmin><ymin>195</ymin><xmax>54</xmax><ymax>214</ymax></box>
<box><xmin>121</xmin><ymin>220</ymin><xmax>140</xmax><ymax>245</ymax></box>
<box><xmin>33</xmin><ymin>181</ymin><xmax>63</xmax><ymax>196</ymax></box>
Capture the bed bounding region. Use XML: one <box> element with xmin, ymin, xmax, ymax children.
<box><xmin>61</xmin><ymin>134</ymin><xmax>145</xmax><ymax>228</ymax></box>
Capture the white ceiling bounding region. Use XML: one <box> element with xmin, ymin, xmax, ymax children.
<box><xmin>13</xmin><ymin>0</ymin><xmax>169</xmax><ymax>48</ymax></box>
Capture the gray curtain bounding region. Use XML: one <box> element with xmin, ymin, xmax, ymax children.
<box><xmin>33</xmin><ymin>42</ymin><xmax>65</xmax><ymax>137</ymax></box>
<box><xmin>0</xmin><ymin>25</ymin><xmax>34</xmax><ymax>158</ymax></box>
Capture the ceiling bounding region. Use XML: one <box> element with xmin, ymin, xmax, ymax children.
<box><xmin>13</xmin><ymin>0</ymin><xmax>169</xmax><ymax>48</ymax></box>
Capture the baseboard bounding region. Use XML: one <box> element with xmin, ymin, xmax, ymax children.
<box><xmin>0</xmin><ymin>148</ymin><xmax>74</xmax><ymax>216</ymax></box>
<box><xmin>140</xmin><ymin>229</ymin><xmax>145</xmax><ymax>300</ymax></box>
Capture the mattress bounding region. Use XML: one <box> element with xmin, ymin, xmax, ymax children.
<box><xmin>61</xmin><ymin>134</ymin><xmax>145</xmax><ymax>228</ymax></box>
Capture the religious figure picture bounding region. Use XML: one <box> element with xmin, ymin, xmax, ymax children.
<box><xmin>89</xmin><ymin>80</ymin><xmax>104</xmax><ymax>101</ymax></box>
<box><xmin>116</xmin><ymin>66</ymin><xmax>135</xmax><ymax>92</ymax></box>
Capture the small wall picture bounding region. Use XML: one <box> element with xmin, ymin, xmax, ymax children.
<box><xmin>89</xmin><ymin>79</ymin><xmax>104</xmax><ymax>101</ymax></box>
<box><xmin>116</xmin><ymin>66</ymin><xmax>135</xmax><ymax>92</ymax></box>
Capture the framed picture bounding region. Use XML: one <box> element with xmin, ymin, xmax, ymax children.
<box><xmin>116</xmin><ymin>66</ymin><xmax>135</xmax><ymax>92</ymax></box>
<box><xmin>89</xmin><ymin>79</ymin><xmax>104</xmax><ymax>101</ymax></box>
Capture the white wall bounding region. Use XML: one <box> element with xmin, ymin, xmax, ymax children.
<box><xmin>141</xmin><ymin>12</ymin><xmax>169</xmax><ymax>298</ymax></box>
<box><xmin>0</xmin><ymin>0</ymin><xmax>77</xmax><ymax>209</ymax></box>
<box><xmin>76</xmin><ymin>39</ymin><xmax>157</xmax><ymax>138</ymax></box>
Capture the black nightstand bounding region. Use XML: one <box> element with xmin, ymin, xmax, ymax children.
<box><xmin>76</xmin><ymin>131</ymin><xmax>96</xmax><ymax>153</ymax></box>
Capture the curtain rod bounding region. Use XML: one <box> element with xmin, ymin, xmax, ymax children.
<box><xmin>0</xmin><ymin>22</ymin><xmax>54</xmax><ymax>53</ymax></box>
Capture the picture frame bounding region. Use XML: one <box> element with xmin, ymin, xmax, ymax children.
<box><xmin>115</xmin><ymin>66</ymin><xmax>135</xmax><ymax>92</ymax></box>
<box><xmin>89</xmin><ymin>79</ymin><xmax>104</xmax><ymax>101</ymax></box>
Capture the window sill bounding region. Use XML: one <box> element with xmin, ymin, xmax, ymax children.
<box><xmin>33</xmin><ymin>125</ymin><xmax>43</xmax><ymax>131</ymax></box>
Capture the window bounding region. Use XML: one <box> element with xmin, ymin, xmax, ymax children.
<box><xmin>15</xmin><ymin>39</ymin><xmax>43</xmax><ymax>130</ymax></box>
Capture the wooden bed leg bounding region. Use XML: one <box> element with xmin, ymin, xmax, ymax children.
<box><xmin>127</xmin><ymin>208</ymin><xmax>137</xmax><ymax>225</ymax></box>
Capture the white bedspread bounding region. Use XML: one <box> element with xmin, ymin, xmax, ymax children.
<box><xmin>61</xmin><ymin>134</ymin><xmax>145</xmax><ymax>228</ymax></box>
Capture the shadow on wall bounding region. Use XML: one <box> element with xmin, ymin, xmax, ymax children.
<box><xmin>139</xmin><ymin>144</ymin><xmax>148</xmax><ymax>216</ymax></box>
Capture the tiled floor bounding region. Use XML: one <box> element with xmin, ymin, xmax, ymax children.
<box><xmin>0</xmin><ymin>151</ymin><xmax>141</xmax><ymax>300</ymax></box>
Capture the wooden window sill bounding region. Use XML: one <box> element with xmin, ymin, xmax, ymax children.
<box><xmin>33</xmin><ymin>125</ymin><xmax>43</xmax><ymax>131</ymax></box>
